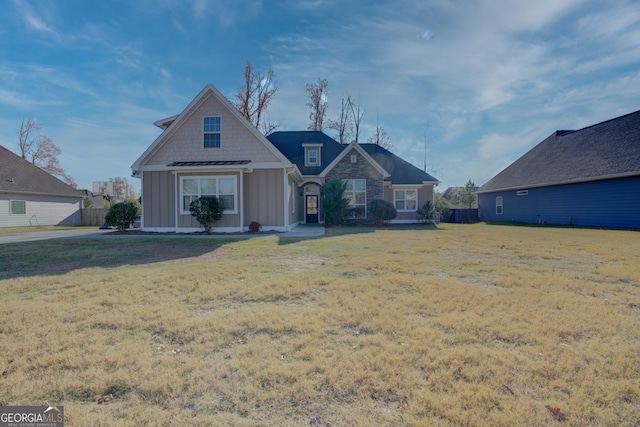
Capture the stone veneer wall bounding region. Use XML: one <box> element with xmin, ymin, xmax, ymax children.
<box><xmin>325</xmin><ymin>147</ymin><xmax>384</xmax><ymax>214</ymax></box>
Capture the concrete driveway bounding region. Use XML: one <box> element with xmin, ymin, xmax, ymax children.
<box><xmin>0</xmin><ymin>228</ymin><xmax>114</xmax><ymax>244</ymax></box>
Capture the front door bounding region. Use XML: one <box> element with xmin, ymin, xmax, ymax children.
<box><xmin>306</xmin><ymin>195</ymin><xmax>318</xmax><ymax>223</ymax></box>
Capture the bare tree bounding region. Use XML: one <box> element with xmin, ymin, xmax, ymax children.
<box><xmin>233</xmin><ymin>61</ymin><xmax>278</xmax><ymax>134</ymax></box>
<box><xmin>18</xmin><ymin>117</ymin><xmax>76</xmax><ymax>188</ymax></box>
<box><xmin>348</xmin><ymin>97</ymin><xmax>364</xmax><ymax>142</ymax></box>
<box><xmin>327</xmin><ymin>95</ymin><xmax>353</xmax><ymax>144</ymax></box>
<box><xmin>305</xmin><ymin>78</ymin><xmax>329</xmax><ymax>131</ymax></box>
<box><xmin>109</xmin><ymin>177</ymin><xmax>138</xmax><ymax>199</ymax></box>
<box><xmin>367</xmin><ymin>126</ymin><xmax>394</xmax><ymax>150</ymax></box>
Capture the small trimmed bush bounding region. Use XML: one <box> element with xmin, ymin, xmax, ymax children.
<box><xmin>105</xmin><ymin>201</ymin><xmax>139</xmax><ymax>231</ymax></box>
<box><xmin>249</xmin><ymin>221</ymin><xmax>262</xmax><ymax>233</ymax></box>
<box><xmin>417</xmin><ymin>200</ymin><xmax>435</xmax><ymax>224</ymax></box>
<box><xmin>189</xmin><ymin>196</ymin><xmax>224</xmax><ymax>233</ymax></box>
<box><xmin>370</xmin><ymin>199</ymin><xmax>397</xmax><ymax>226</ymax></box>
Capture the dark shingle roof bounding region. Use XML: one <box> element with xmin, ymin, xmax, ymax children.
<box><xmin>267</xmin><ymin>131</ymin><xmax>345</xmax><ymax>175</ymax></box>
<box><xmin>267</xmin><ymin>131</ymin><xmax>439</xmax><ymax>184</ymax></box>
<box><xmin>360</xmin><ymin>144</ymin><xmax>439</xmax><ymax>184</ymax></box>
<box><xmin>0</xmin><ymin>145</ymin><xmax>81</xmax><ymax>198</ymax></box>
<box><xmin>477</xmin><ymin>110</ymin><xmax>640</xmax><ymax>193</ymax></box>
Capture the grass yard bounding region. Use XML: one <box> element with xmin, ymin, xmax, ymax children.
<box><xmin>0</xmin><ymin>224</ymin><xmax>639</xmax><ymax>426</ymax></box>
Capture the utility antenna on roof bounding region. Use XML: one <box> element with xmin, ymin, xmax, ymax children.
<box><xmin>423</xmin><ymin>130</ymin><xmax>428</xmax><ymax>172</ymax></box>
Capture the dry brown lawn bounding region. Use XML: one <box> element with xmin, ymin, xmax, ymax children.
<box><xmin>0</xmin><ymin>224</ymin><xmax>639</xmax><ymax>426</ymax></box>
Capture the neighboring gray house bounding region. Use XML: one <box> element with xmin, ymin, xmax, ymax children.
<box><xmin>477</xmin><ymin>110</ymin><xmax>640</xmax><ymax>229</ymax></box>
<box><xmin>131</xmin><ymin>84</ymin><xmax>439</xmax><ymax>232</ymax></box>
<box><xmin>0</xmin><ymin>145</ymin><xmax>82</xmax><ymax>227</ymax></box>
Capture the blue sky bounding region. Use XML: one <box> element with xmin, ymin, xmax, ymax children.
<box><xmin>1</xmin><ymin>0</ymin><xmax>639</xmax><ymax>192</ymax></box>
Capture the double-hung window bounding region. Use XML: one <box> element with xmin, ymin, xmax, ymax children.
<box><xmin>394</xmin><ymin>189</ymin><xmax>417</xmax><ymax>211</ymax></box>
<box><xmin>303</xmin><ymin>144</ymin><xmax>322</xmax><ymax>167</ymax></box>
<box><xmin>496</xmin><ymin>196</ymin><xmax>503</xmax><ymax>215</ymax></box>
<box><xmin>10</xmin><ymin>200</ymin><xmax>26</xmax><ymax>215</ymax></box>
<box><xmin>181</xmin><ymin>176</ymin><xmax>237</xmax><ymax>214</ymax></box>
<box><xmin>343</xmin><ymin>179</ymin><xmax>366</xmax><ymax>216</ymax></box>
<box><xmin>204</xmin><ymin>117</ymin><xmax>221</xmax><ymax>148</ymax></box>
<box><xmin>307</xmin><ymin>149</ymin><xmax>318</xmax><ymax>165</ymax></box>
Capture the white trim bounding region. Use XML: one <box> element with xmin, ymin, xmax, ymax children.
<box><xmin>390</xmin><ymin>219</ymin><xmax>422</xmax><ymax>224</ymax></box>
<box><xmin>179</xmin><ymin>175</ymin><xmax>238</xmax><ymax>215</ymax></box>
<box><xmin>240</xmin><ymin>171</ymin><xmax>244</xmax><ymax>231</ymax></box>
<box><xmin>203</xmin><ymin>116</ymin><xmax>222</xmax><ymax>149</ymax></box>
<box><xmin>303</xmin><ymin>143</ymin><xmax>323</xmax><ymax>167</ymax></box>
<box><xmin>140</xmin><ymin>172</ymin><xmax>145</xmax><ymax>229</ymax></box>
<box><xmin>393</xmin><ymin>188</ymin><xmax>418</xmax><ymax>212</ymax></box>
<box><xmin>283</xmin><ymin>169</ymin><xmax>289</xmax><ymax>227</ymax></box>
<box><xmin>9</xmin><ymin>199</ymin><xmax>27</xmax><ymax>215</ymax></box>
<box><xmin>496</xmin><ymin>196</ymin><xmax>503</xmax><ymax>215</ymax></box>
<box><xmin>319</xmin><ymin>142</ymin><xmax>390</xmax><ymax>178</ymax></box>
<box><xmin>343</xmin><ymin>178</ymin><xmax>367</xmax><ymax>218</ymax></box>
<box><xmin>174</xmin><ymin>171</ymin><xmax>179</xmax><ymax>230</ymax></box>
<box><xmin>387</xmin><ymin>184</ymin><xmax>422</xmax><ymax>189</ymax></box>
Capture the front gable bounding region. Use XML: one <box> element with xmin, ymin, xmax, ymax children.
<box><xmin>320</xmin><ymin>142</ymin><xmax>390</xmax><ymax>179</ymax></box>
<box><xmin>132</xmin><ymin>85</ymin><xmax>290</xmax><ymax>173</ymax></box>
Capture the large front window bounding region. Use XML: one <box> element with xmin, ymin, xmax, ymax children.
<box><xmin>204</xmin><ymin>117</ymin><xmax>221</xmax><ymax>148</ymax></box>
<box><xmin>343</xmin><ymin>179</ymin><xmax>366</xmax><ymax>216</ymax></box>
<box><xmin>394</xmin><ymin>189</ymin><xmax>417</xmax><ymax>211</ymax></box>
<box><xmin>181</xmin><ymin>176</ymin><xmax>236</xmax><ymax>214</ymax></box>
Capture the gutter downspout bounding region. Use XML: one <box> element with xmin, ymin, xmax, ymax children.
<box><xmin>174</xmin><ymin>171</ymin><xmax>178</xmax><ymax>231</ymax></box>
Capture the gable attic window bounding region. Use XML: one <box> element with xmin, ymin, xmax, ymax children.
<box><xmin>204</xmin><ymin>117</ymin><xmax>221</xmax><ymax>148</ymax></box>
<box><xmin>10</xmin><ymin>200</ymin><xmax>26</xmax><ymax>215</ymax></box>
<box><xmin>303</xmin><ymin>143</ymin><xmax>322</xmax><ymax>167</ymax></box>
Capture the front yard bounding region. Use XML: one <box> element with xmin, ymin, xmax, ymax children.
<box><xmin>0</xmin><ymin>224</ymin><xmax>638</xmax><ymax>426</ymax></box>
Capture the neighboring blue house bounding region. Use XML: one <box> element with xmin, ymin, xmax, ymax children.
<box><xmin>476</xmin><ymin>110</ymin><xmax>640</xmax><ymax>229</ymax></box>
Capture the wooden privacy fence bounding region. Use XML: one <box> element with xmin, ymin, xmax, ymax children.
<box><xmin>445</xmin><ymin>208</ymin><xmax>480</xmax><ymax>224</ymax></box>
<box><xmin>81</xmin><ymin>208</ymin><xmax>109</xmax><ymax>226</ymax></box>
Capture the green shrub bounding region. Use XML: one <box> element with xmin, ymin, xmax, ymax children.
<box><xmin>370</xmin><ymin>199</ymin><xmax>397</xmax><ymax>226</ymax></box>
<box><xmin>189</xmin><ymin>196</ymin><xmax>224</xmax><ymax>233</ymax></box>
<box><xmin>321</xmin><ymin>179</ymin><xmax>351</xmax><ymax>226</ymax></box>
<box><xmin>417</xmin><ymin>200</ymin><xmax>435</xmax><ymax>224</ymax></box>
<box><xmin>105</xmin><ymin>201</ymin><xmax>139</xmax><ymax>231</ymax></box>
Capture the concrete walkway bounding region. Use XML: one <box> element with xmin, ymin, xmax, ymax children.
<box><xmin>0</xmin><ymin>224</ymin><xmax>325</xmax><ymax>244</ymax></box>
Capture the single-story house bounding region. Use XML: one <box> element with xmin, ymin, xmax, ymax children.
<box><xmin>131</xmin><ymin>84</ymin><xmax>439</xmax><ymax>232</ymax></box>
<box><xmin>476</xmin><ymin>110</ymin><xmax>640</xmax><ymax>229</ymax></box>
<box><xmin>0</xmin><ymin>145</ymin><xmax>82</xmax><ymax>228</ymax></box>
